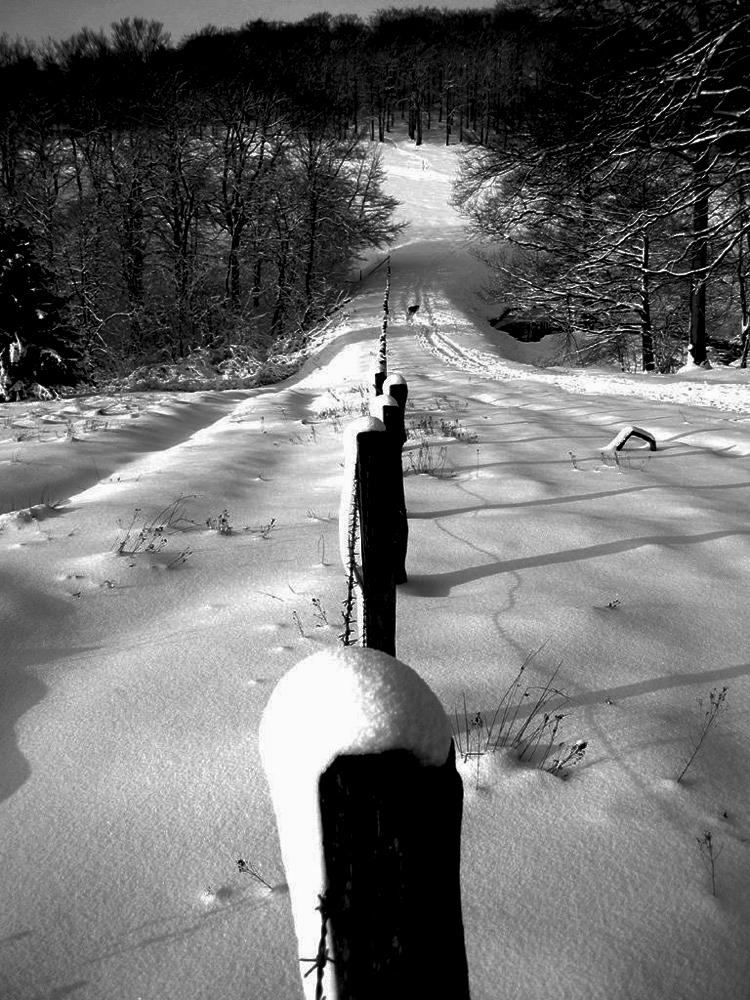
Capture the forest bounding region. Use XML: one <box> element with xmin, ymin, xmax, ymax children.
<box><xmin>1</xmin><ymin>0</ymin><xmax>749</xmax><ymax>399</ymax></box>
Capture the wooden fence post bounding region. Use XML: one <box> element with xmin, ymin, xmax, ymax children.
<box><xmin>357</xmin><ymin>424</ymin><xmax>396</xmax><ymax>654</ymax></box>
<box><xmin>259</xmin><ymin>646</ymin><xmax>470</xmax><ymax>1000</ymax></box>
<box><xmin>384</xmin><ymin>372</ymin><xmax>408</xmax><ymax>415</ymax></box>
<box><xmin>370</xmin><ymin>390</ymin><xmax>408</xmax><ymax>585</ymax></box>
<box><xmin>383</xmin><ymin>373</ymin><xmax>409</xmax><ymax>582</ymax></box>
<box><xmin>339</xmin><ymin>416</ymin><xmax>397</xmax><ymax>652</ymax></box>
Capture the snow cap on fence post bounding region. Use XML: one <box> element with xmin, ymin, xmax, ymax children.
<box><xmin>383</xmin><ymin>372</ymin><xmax>408</xmax><ymax>413</ymax></box>
<box><xmin>368</xmin><ymin>390</ymin><xmax>408</xmax><ymax>583</ymax></box>
<box><xmin>368</xmin><ymin>393</ymin><xmax>398</xmax><ymax>423</ymax></box>
<box><xmin>259</xmin><ymin>645</ymin><xmax>454</xmax><ymax>1000</ymax></box>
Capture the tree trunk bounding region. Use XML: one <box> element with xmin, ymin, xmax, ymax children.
<box><xmin>641</xmin><ymin>231</ymin><xmax>655</xmax><ymax>371</ymax></box>
<box><xmin>737</xmin><ymin>183</ymin><xmax>750</xmax><ymax>368</ymax></box>
<box><xmin>226</xmin><ymin>230</ymin><xmax>242</xmax><ymax>308</ymax></box>
<box><xmin>689</xmin><ymin>149</ymin><xmax>710</xmax><ymax>365</ymax></box>
<box><xmin>738</xmin><ymin>241</ymin><xmax>749</xmax><ymax>367</ymax></box>
<box><xmin>303</xmin><ymin>189</ymin><xmax>319</xmax><ymax>322</ymax></box>
<box><xmin>252</xmin><ymin>253</ymin><xmax>262</xmax><ymax>311</ymax></box>
<box><xmin>123</xmin><ymin>174</ymin><xmax>145</xmax><ymax>350</ymax></box>
<box><xmin>270</xmin><ymin>240</ymin><xmax>289</xmax><ymax>339</ymax></box>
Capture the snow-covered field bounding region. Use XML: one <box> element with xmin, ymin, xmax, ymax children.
<box><xmin>2</xmin><ymin>132</ymin><xmax>750</xmax><ymax>1000</ymax></box>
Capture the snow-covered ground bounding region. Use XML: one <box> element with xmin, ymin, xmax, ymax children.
<box><xmin>2</xmin><ymin>130</ymin><xmax>749</xmax><ymax>1000</ymax></box>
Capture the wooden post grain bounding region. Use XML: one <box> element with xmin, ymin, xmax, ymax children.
<box><xmin>319</xmin><ymin>742</ymin><xmax>469</xmax><ymax>1000</ymax></box>
<box><xmin>371</xmin><ymin>388</ymin><xmax>408</xmax><ymax>585</ymax></box>
<box><xmin>356</xmin><ymin>427</ymin><xmax>396</xmax><ymax>655</ymax></box>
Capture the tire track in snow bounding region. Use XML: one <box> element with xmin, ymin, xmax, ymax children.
<box><xmin>416</xmin><ymin>328</ymin><xmax>750</xmax><ymax>416</ymax></box>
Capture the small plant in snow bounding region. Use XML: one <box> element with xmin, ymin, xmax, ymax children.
<box><xmin>408</xmin><ymin>413</ymin><xmax>436</xmax><ymax>435</ymax></box>
<box><xmin>406</xmin><ymin>440</ymin><xmax>451</xmax><ymax>477</ymax></box>
<box><xmin>408</xmin><ymin>413</ymin><xmax>477</xmax><ymax>444</ymax></box>
<box><xmin>453</xmin><ymin>649</ymin><xmax>583</xmax><ymax>778</ymax></box>
<box><xmin>38</xmin><ymin>491</ymin><xmax>67</xmax><ymax>511</ymax></box>
<box><xmin>236</xmin><ymin>857</ymin><xmax>273</xmax><ymax>891</ymax></box>
<box><xmin>292</xmin><ymin>610</ymin><xmax>305</xmax><ymax>637</ymax></box>
<box><xmin>206</xmin><ymin>509</ymin><xmax>232</xmax><ymax>535</ymax></box>
<box><xmin>114</xmin><ymin>494</ymin><xmax>196</xmax><ymax>556</ymax></box>
<box><xmin>306</xmin><ymin>508</ymin><xmax>333</xmax><ymax>522</ymax></box>
<box><xmin>165</xmin><ymin>548</ymin><xmax>191</xmax><ymax>569</ymax></box>
<box><xmin>601</xmin><ymin>449</ymin><xmax>652</xmax><ymax>474</ymax></box>
<box><xmin>317</xmin><ymin>384</ymin><xmax>369</xmax><ymax>422</ymax></box>
<box><xmin>311</xmin><ymin>597</ymin><xmax>328</xmax><ymax>627</ymax></box>
<box><xmin>606</xmin><ymin>595</ymin><xmax>621</xmax><ymax>610</ymax></box>
<box><xmin>546</xmin><ymin>739</ymin><xmax>588</xmax><ymax>777</ymax></box>
<box><xmin>468</xmin><ymin>711</ymin><xmax>484</xmax><ymax>789</ymax></box>
<box><xmin>259</xmin><ymin>517</ymin><xmax>276</xmax><ymax>539</ymax></box>
<box><xmin>696</xmin><ymin>831</ymin><xmax>722</xmax><ymax>896</ymax></box>
<box><xmin>246</xmin><ymin>516</ymin><xmax>277</xmax><ymax>539</ymax></box>
<box><xmin>440</xmin><ymin>417</ymin><xmax>478</xmax><ymax>443</ymax></box>
<box><xmin>676</xmin><ymin>686</ymin><xmax>728</xmax><ymax>783</ymax></box>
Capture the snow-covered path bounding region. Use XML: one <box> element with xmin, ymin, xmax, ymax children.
<box><xmin>1</xmin><ymin>131</ymin><xmax>750</xmax><ymax>1000</ymax></box>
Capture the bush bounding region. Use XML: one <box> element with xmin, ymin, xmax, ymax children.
<box><xmin>0</xmin><ymin>218</ymin><xmax>84</xmax><ymax>400</ymax></box>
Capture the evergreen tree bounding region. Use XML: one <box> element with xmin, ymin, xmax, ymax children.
<box><xmin>0</xmin><ymin>218</ymin><xmax>84</xmax><ymax>399</ymax></box>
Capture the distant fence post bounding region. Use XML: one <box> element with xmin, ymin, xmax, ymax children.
<box><xmin>384</xmin><ymin>371</ymin><xmax>408</xmax><ymax>416</ymax></box>
<box><xmin>259</xmin><ymin>646</ymin><xmax>470</xmax><ymax>1000</ymax></box>
<box><xmin>371</xmin><ymin>379</ymin><xmax>409</xmax><ymax>584</ymax></box>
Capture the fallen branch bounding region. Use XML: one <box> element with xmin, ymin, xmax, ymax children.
<box><xmin>603</xmin><ymin>425</ymin><xmax>657</xmax><ymax>452</ymax></box>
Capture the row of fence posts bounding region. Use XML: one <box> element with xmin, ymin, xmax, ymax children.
<box><xmin>340</xmin><ymin>369</ymin><xmax>409</xmax><ymax>657</ymax></box>
<box><xmin>260</xmin><ymin>257</ymin><xmax>470</xmax><ymax>999</ymax></box>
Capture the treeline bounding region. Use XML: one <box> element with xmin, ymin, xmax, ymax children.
<box><xmin>1</xmin><ymin>15</ymin><xmax>446</xmax><ymax>393</ymax></box>
<box><xmin>1</xmin><ymin>4</ymin><xmax>748</xmax><ymax>395</ymax></box>
<box><xmin>455</xmin><ymin>0</ymin><xmax>750</xmax><ymax>371</ymax></box>
<box><xmin>0</xmin><ymin>6</ymin><xmax>552</xmax><ymax>394</ymax></box>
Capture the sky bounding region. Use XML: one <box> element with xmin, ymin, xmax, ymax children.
<box><xmin>1</xmin><ymin>0</ymin><xmax>499</xmax><ymax>44</ymax></box>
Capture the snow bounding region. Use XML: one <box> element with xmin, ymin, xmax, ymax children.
<box><xmin>2</xmin><ymin>127</ymin><xmax>750</xmax><ymax>1000</ymax></box>
<box><xmin>260</xmin><ymin>646</ymin><xmax>451</xmax><ymax>774</ymax></box>
<box><xmin>384</xmin><ymin>372</ymin><xmax>407</xmax><ymax>391</ymax></box>
<box><xmin>342</xmin><ymin>414</ymin><xmax>385</xmax><ymax>463</ymax></box>
<box><xmin>367</xmin><ymin>392</ymin><xmax>398</xmax><ymax>422</ymax></box>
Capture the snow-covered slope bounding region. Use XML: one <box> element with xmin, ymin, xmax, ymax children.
<box><xmin>1</xmin><ymin>130</ymin><xmax>749</xmax><ymax>1000</ymax></box>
